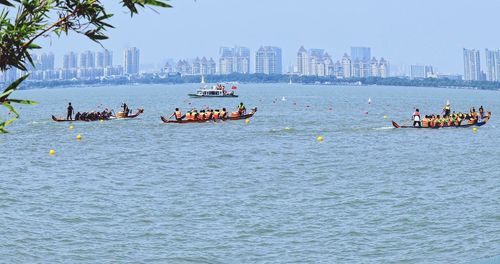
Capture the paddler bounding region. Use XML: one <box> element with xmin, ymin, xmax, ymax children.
<box><xmin>67</xmin><ymin>102</ymin><xmax>74</xmax><ymax>120</ymax></box>
<box><xmin>220</xmin><ymin>108</ymin><xmax>227</xmax><ymax>119</ymax></box>
<box><xmin>237</xmin><ymin>102</ymin><xmax>246</xmax><ymax>115</ymax></box>
<box><xmin>422</xmin><ymin>115</ymin><xmax>430</xmax><ymax>128</ymax></box>
<box><xmin>213</xmin><ymin>109</ymin><xmax>220</xmax><ymax>120</ymax></box>
<box><xmin>412</xmin><ymin>108</ymin><xmax>421</xmax><ymax>127</ymax></box>
<box><xmin>170</xmin><ymin>108</ymin><xmax>183</xmax><ymax>121</ymax></box>
<box><xmin>443</xmin><ymin>103</ymin><xmax>451</xmax><ymax>117</ymax></box>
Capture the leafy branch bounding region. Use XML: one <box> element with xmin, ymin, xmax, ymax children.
<box><xmin>0</xmin><ymin>0</ymin><xmax>171</xmax><ymax>132</ymax></box>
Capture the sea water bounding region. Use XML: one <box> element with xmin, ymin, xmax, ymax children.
<box><xmin>1</xmin><ymin>84</ymin><xmax>499</xmax><ymax>263</ymax></box>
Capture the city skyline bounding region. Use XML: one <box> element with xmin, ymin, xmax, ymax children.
<box><xmin>32</xmin><ymin>0</ymin><xmax>500</xmax><ymax>75</ymax></box>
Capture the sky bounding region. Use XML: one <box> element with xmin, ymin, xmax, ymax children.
<box><xmin>36</xmin><ymin>0</ymin><xmax>500</xmax><ymax>74</ymax></box>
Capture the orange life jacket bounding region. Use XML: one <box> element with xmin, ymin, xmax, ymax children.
<box><xmin>231</xmin><ymin>111</ymin><xmax>240</xmax><ymax>118</ymax></box>
<box><xmin>213</xmin><ymin>111</ymin><xmax>220</xmax><ymax>119</ymax></box>
<box><xmin>175</xmin><ymin>111</ymin><xmax>182</xmax><ymax>119</ymax></box>
<box><xmin>220</xmin><ymin>111</ymin><xmax>226</xmax><ymax>119</ymax></box>
<box><xmin>185</xmin><ymin>112</ymin><xmax>192</xmax><ymax>120</ymax></box>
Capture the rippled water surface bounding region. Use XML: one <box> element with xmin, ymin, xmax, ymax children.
<box><xmin>1</xmin><ymin>84</ymin><xmax>499</xmax><ymax>263</ymax></box>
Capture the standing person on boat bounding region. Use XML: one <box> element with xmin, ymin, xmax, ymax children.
<box><xmin>170</xmin><ymin>108</ymin><xmax>183</xmax><ymax>121</ymax></box>
<box><xmin>237</xmin><ymin>102</ymin><xmax>246</xmax><ymax>115</ymax></box>
<box><xmin>443</xmin><ymin>103</ymin><xmax>451</xmax><ymax>117</ymax></box>
<box><xmin>66</xmin><ymin>102</ymin><xmax>74</xmax><ymax>120</ymax></box>
<box><xmin>122</xmin><ymin>103</ymin><xmax>129</xmax><ymax>117</ymax></box>
<box><xmin>412</xmin><ymin>109</ymin><xmax>421</xmax><ymax>127</ymax></box>
<box><xmin>479</xmin><ymin>105</ymin><xmax>484</xmax><ymax>118</ymax></box>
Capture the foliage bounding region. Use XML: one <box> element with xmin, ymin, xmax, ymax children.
<box><xmin>0</xmin><ymin>0</ymin><xmax>171</xmax><ymax>132</ymax></box>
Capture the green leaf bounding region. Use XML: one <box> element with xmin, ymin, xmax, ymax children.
<box><xmin>2</xmin><ymin>102</ymin><xmax>19</xmax><ymax>118</ymax></box>
<box><xmin>5</xmin><ymin>98</ymin><xmax>38</xmax><ymax>105</ymax></box>
<box><xmin>0</xmin><ymin>0</ymin><xmax>14</xmax><ymax>7</ymax></box>
<box><xmin>0</xmin><ymin>74</ymin><xmax>30</xmax><ymax>102</ymax></box>
<box><xmin>143</xmin><ymin>0</ymin><xmax>172</xmax><ymax>8</ymax></box>
<box><xmin>27</xmin><ymin>43</ymin><xmax>42</xmax><ymax>49</ymax></box>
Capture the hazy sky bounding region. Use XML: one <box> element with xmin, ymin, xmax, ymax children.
<box><xmin>38</xmin><ymin>0</ymin><xmax>500</xmax><ymax>74</ymax></box>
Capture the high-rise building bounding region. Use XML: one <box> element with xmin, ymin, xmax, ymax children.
<box><xmin>485</xmin><ymin>49</ymin><xmax>499</xmax><ymax>82</ymax></box>
<box><xmin>296</xmin><ymin>47</ymin><xmax>334</xmax><ymax>76</ymax></box>
<box><xmin>410</xmin><ymin>65</ymin><xmax>434</xmax><ymax>79</ymax></box>
<box><xmin>103</xmin><ymin>50</ymin><xmax>113</xmax><ymax>68</ymax></box>
<box><xmin>351</xmin><ymin>47</ymin><xmax>371</xmax><ymax>62</ymax></box>
<box><xmin>255</xmin><ymin>46</ymin><xmax>282</xmax><ymax>75</ymax></box>
<box><xmin>218</xmin><ymin>46</ymin><xmax>250</xmax><ymax>74</ymax></box>
<box><xmin>124</xmin><ymin>47</ymin><xmax>140</xmax><ymax>75</ymax></box>
<box><xmin>234</xmin><ymin>46</ymin><xmax>250</xmax><ymax>74</ymax></box>
<box><xmin>63</xmin><ymin>52</ymin><xmax>78</xmax><ymax>69</ymax></box>
<box><xmin>341</xmin><ymin>53</ymin><xmax>352</xmax><ymax>78</ymax></box>
<box><xmin>96</xmin><ymin>52</ymin><xmax>104</xmax><ymax>68</ymax></box>
<box><xmin>297</xmin><ymin>46</ymin><xmax>309</xmax><ymax>75</ymax></box>
<box><xmin>219</xmin><ymin>47</ymin><xmax>234</xmax><ymax>75</ymax></box>
<box><xmin>463</xmin><ymin>48</ymin><xmax>481</xmax><ymax>81</ymax></box>
<box><xmin>40</xmin><ymin>53</ymin><xmax>55</xmax><ymax>70</ymax></box>
<box><xmin>79</xmin><ymin>51</ymin><xmax>95</xmax><ymax>68</ymax></box>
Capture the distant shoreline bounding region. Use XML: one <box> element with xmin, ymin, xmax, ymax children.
<box><xmin>6</xmin><ymin>73</ymin><xmax>500</xmax><ymax>91</ymax></box>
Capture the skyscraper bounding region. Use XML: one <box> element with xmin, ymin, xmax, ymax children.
<box><xmin>485</xmin><ymin>49</ymin><xmax>499</xmax><ymax>82</ymax></box>
<box><xmin>255</xmin><ymin>46</ymin><xmax>282</xmax><ymax>75</ymax></box>
<box><xmin>219</xmin><ymin>47</ymin><xmax>234</xmax><ymax>74</ymax></box>
<box><xmin>40</xmin><ymin>53</ymin><xmax>55</xmax><ymax>70</ymax></box>
<box><xmin>350</xmin><ymin>47</ymin><xmax>371</xmax><ymax>62</ymax></box>
<box><xmin>63</xmin><ymin>52</ymin><xmax>78</xmax><ymax>69</ymax></box>
<box><xmin>79</xmin><ymin>51</ymin><xmax>95</xmax><ymax>68</ymax></box>
<box><xmin>341</xmin><ymin>53</ymin><xmax>352</xmax><ymax>78</ymax></box>
<box><xmin>410</xmin><ymin>65</ymin><xmax>434</xmax><ymax>79</ymax></box>
<box><xmin>234</xmin><ymin>46</ymin><xmax>250</xmax><ymax>74</ymax></box>
<box><xmin>463</xmin><ymin>48</ymin><xmax>481</xmax><ymax>81</ymax></box>
<box><xmin>103</xmin><ymin>50</ymin><xmax>113</xmax><ymax>67</ymax></box>
<box><xmin>124</xmin><ymin>47</ymin><xmax>140</xmax><ymax>75</ymax></box>
<box><xmin>218</xmin><ymin>46</ymin><xmax>250</xmax><ymax>74</ymax></box>
<box><xmin>96</xmin><ymin>52</ymin><xmax>104</xmax><ymax>68</ymax></box>
<box><xmin>297</xmin><ymin>46</ymin><xmax>309</xmax><ymax>75</ymax></box>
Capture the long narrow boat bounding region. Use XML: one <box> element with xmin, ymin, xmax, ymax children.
<box><xmin>161</xmin><ymin>108</ymin><xmax>257</xmax><ymax>124</ymax></box>
<box><xmin>52</xmin><ymin>108</ymin><xmax>144</xmax><ymax>122</ymax></box>
<box><xmin>392</xmin><ymin>112</ymin><xmax>491</xmax><ymax>129</ymax></box>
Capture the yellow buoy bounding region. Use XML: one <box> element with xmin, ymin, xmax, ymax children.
<box><xmin>69</xmin><ymin>125</ymin><xmax>74</xmax><ymax>130</ymax></box>
<box><xmin>245</xmin><ymin>118</ymin><xmax>250</xmax><ymax>124</ymax></box>
<box><xmin>383</xmin><ymin>115</ymin><xmax>388</xmax><ymax>119</ymax></box>
<box><xmin>76</xmin><ymin>134</ymin><xmax>82</xmax><ymax>141</ymax></box>
<box><xmin>100</xmin><ymin>119</ymin><xmax>104</xmax><ymax>123</ymax></box>
<box><xmin>316</xmin><ymin>135</ymin><xmax>324</xmax><ymax>142</ymax></box>
<box><xmin>472</xmin><ymin>127</ymin><xmax>478</xmax><ymax>133</ymax></box>
<box><xmin>49</xmin><ymin>149</ymin><xmax>56</xmax><ymax>155</ymax></box>
<box><xmin>284</xmin><ymin>127</ymin><xmax>291</xmax><ymax>131</ymax></box>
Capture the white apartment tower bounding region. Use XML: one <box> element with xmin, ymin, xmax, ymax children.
<box><xmin>463</xmin><ymin>48</ymin><xmax>481</xmax><ymax>81</ymax></box>
<box><xmin>124</xmin><ymin>47</ymin><xmax>140</xmax><ymax>75</ymax></box>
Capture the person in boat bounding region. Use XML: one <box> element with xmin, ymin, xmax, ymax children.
<box><xmin>412</xmin><ymin>109</ymin><xmax>421</xmax><ymax>127</ymax></box>
<box><xmin>170</xmin><ymin>108</ymin><xmax>183</xmax><ymax>121</ymax></box>
<box><xmin>421</xmin><ymin>115</ymin><xmax>430</xmax><ymax>128</ymax></box>
<box><xmin>220</xmin><ymin>108</ymin><xmax>227</xmax><ymax>119</ymax></box>
<box><xmin>198</xmin><ymin>110</ymin><xmax>206</xmax><ymax>120</ymax></box>
<box><xmin>237</xmin><ymin>102</ymin><xmax>246</xmax><ymax>115</ymax></box>
<box><xmin>67</xmin><ymin>102</ymin><xmax>74</xmax><ymax>120</ymax></box>
<box><xmin>121</xmin><ymin>103</ymin><xmax>129</xmax><ymax>117</ymax></box>
<box><xmin>191</xmin><ymin>109</ymin><xmax>199</xmax><ymax>120</ymax></box>
<box><xmin>75</xmin><ymin>112</ymin><xmax>81</xmax><ymax>121</ymax></box>
<box><xmin>432</xmin><ymin>115</ymin><xmax>441</xmax><ymax>127</ymax></box>
<box><xmin>205</xmin><ymin>109</ymin><xmax>212</xmax><ymax>120</ymax></box>
<box><xmin>479</xmin><ymin>106</ymin><xmax>484</xmax><ymax>118</ymax></box>
<box><xmin>443</xmin><ymin>103</ymin><xmax>451</xmax><ymax>117</ymax></box>
<box><xmin>212</xmin><ymin>109</ymin><xmax>220</xmax><ymax>120</ymax></box>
